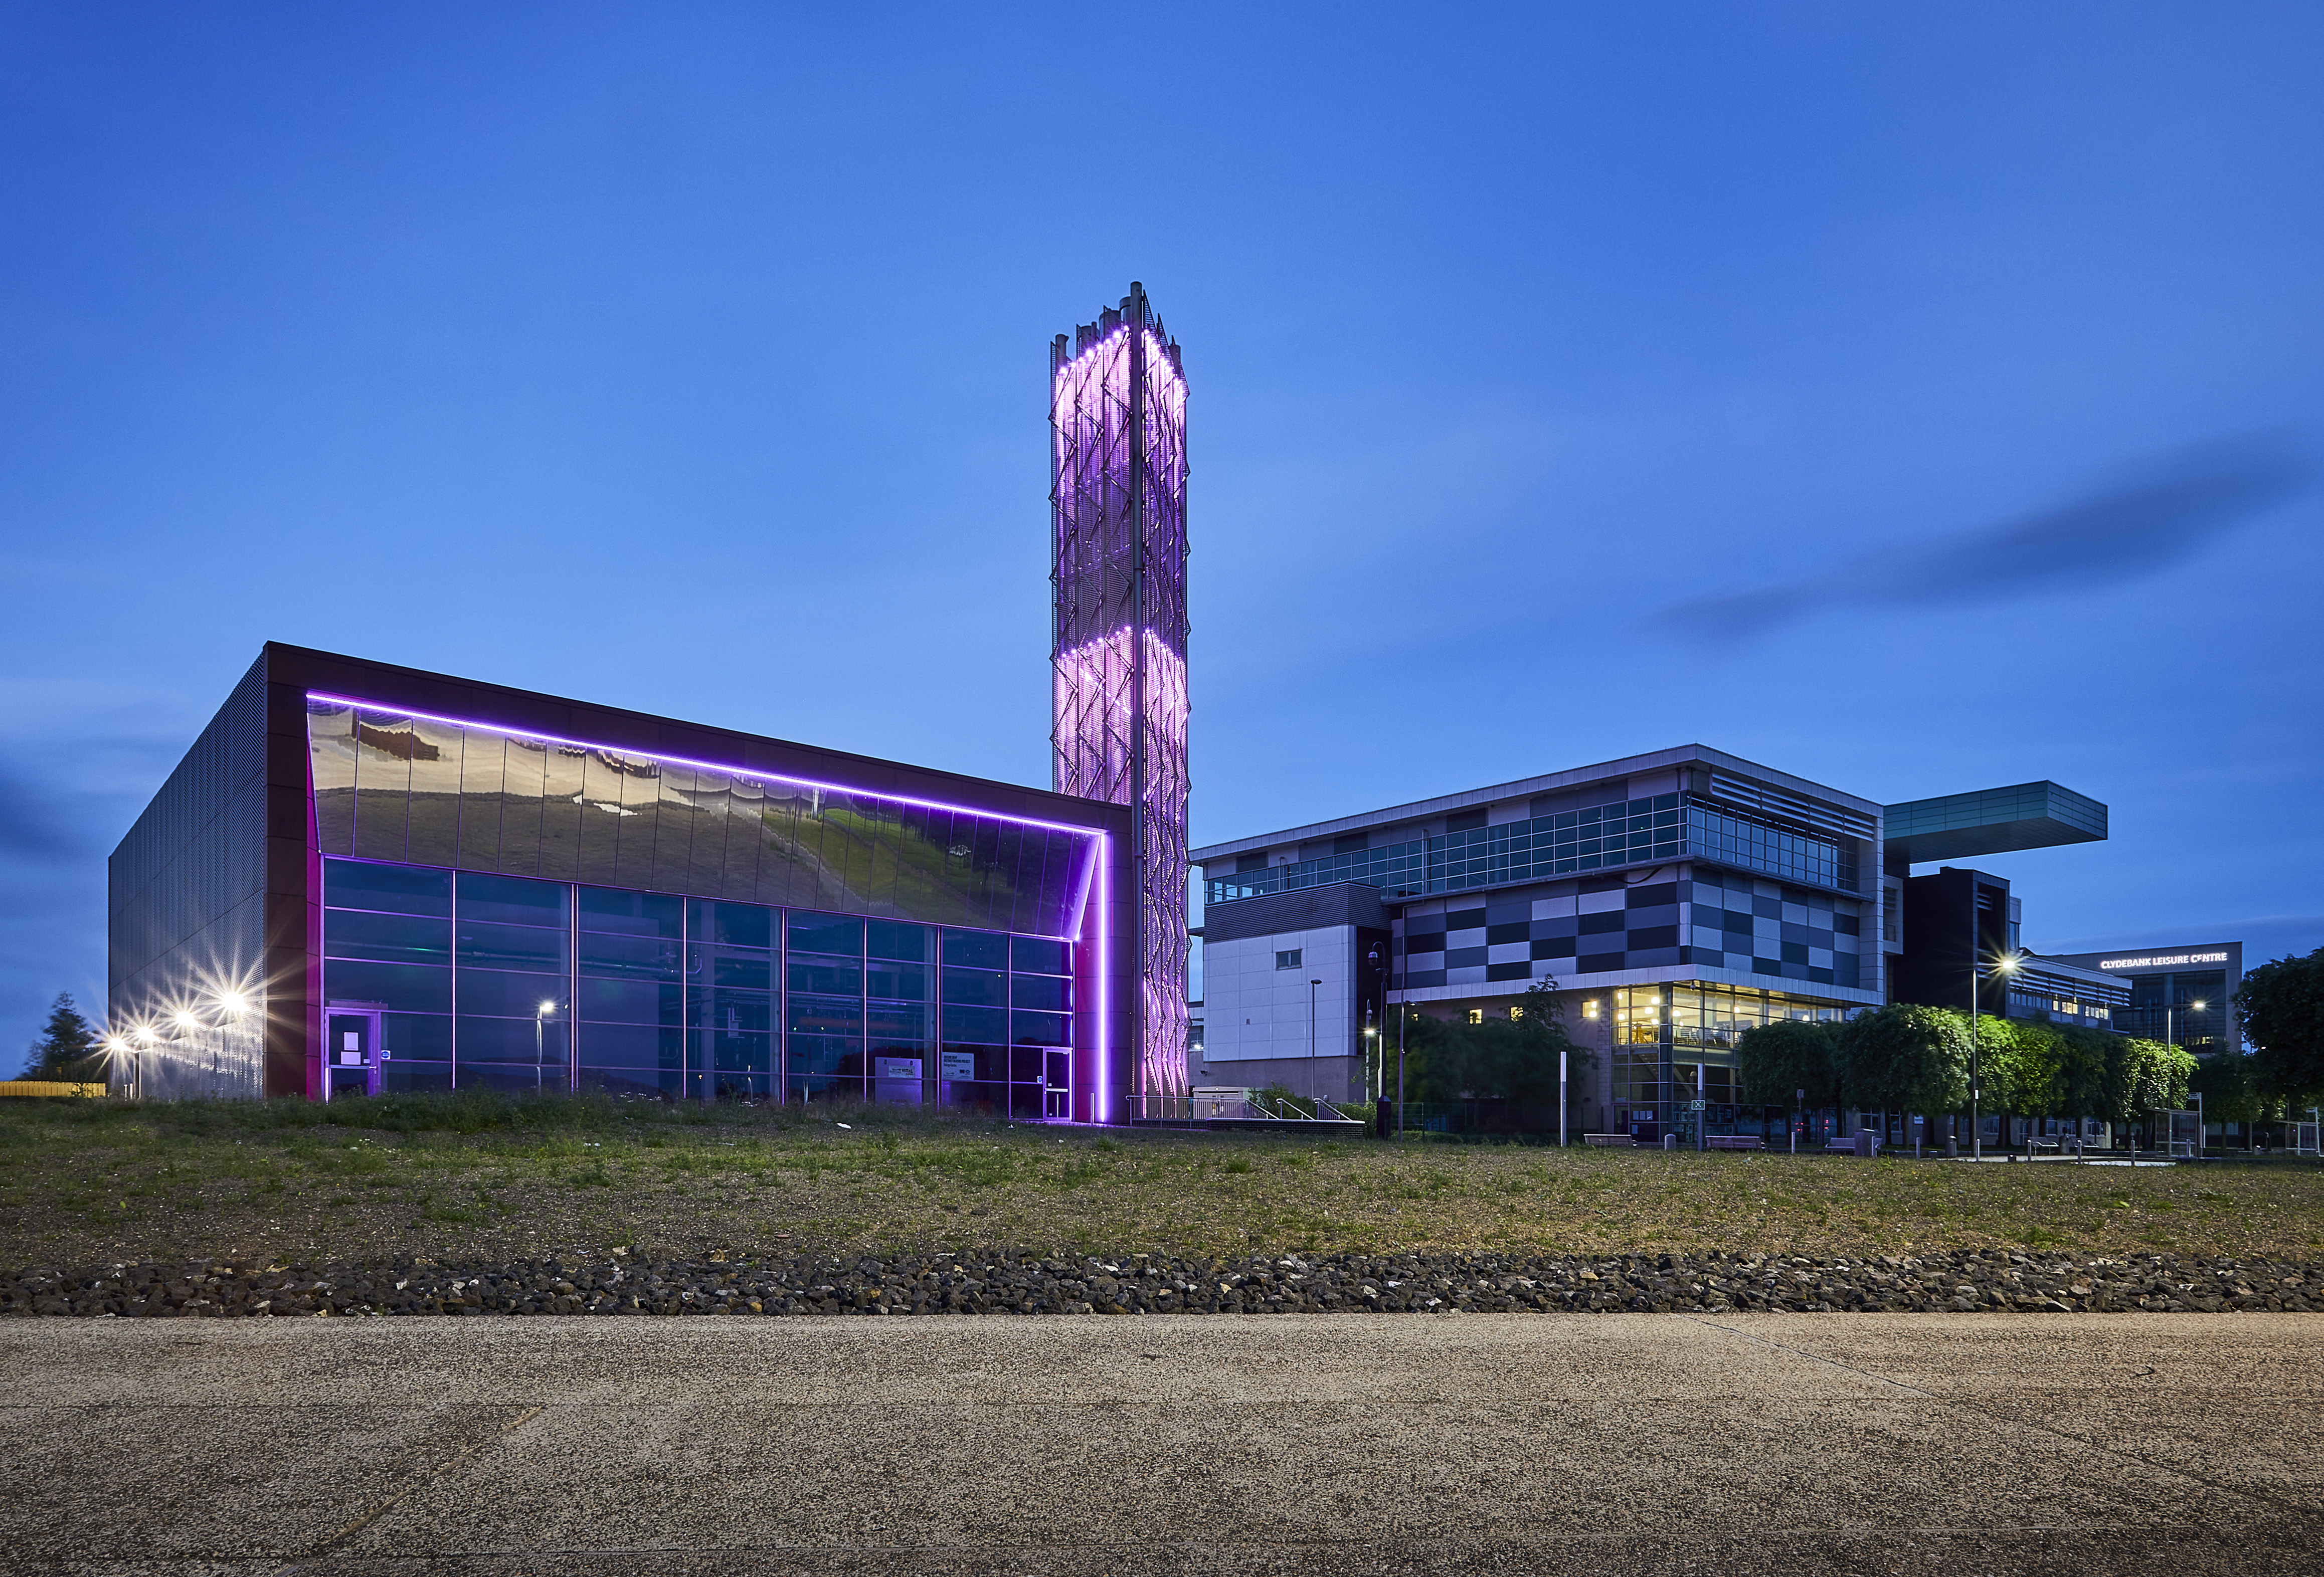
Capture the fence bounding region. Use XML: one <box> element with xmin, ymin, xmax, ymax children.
<box><xmin>1130</xmin><ymin>1092</ymin><xmax>1364</xmax><ymax>1127</ymax></box>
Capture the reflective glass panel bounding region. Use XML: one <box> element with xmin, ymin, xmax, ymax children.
<box><xmin>575</xmin><ymin>978</ymin><xmax>683</xmax><ymax>1026</ymax></box>
<box><xmin>789</xmin><ymin>911</ymin><xmax>863</xmax><ymax>957</ymax></box>
<box><xmin>867</xmin><ymin>999</ymin><xmax>935</xmax><ymax>1049</ymax></box>
<box><xmin>941</xmin><ymin>1006</ymin><xmax>1007</xmax><ymax>1044</ymax></box>
<box><xmin>867</xmin><ymin>920</ymin><xmax>929</xmax><ymax>962</ymax></box>
<box><xmin>321</xmin><ymin>960</ymin><xmax>450</xmax><ymax>1016</ymax></box>
<box><xmin>1011</xmin><ymin>935</ymin><xmax>1070</xmax><ymax>976</ymax></box>
<box><xmin>457</xmin><ymin>871</ymin><xmax>570</xmax><ymax>928</ymax></box>
<box><xmin>577</xmin><ymin>932</ymin><xmax>681</xmax><ymax>981</ymax></box>
<box><xmin>1010</xmin><ymin>1011</ymin><xmax>1071</xmax><ymax>1047</ymax></box>
<box><xmin>787</xmin><ymin>995</ymin><xmax>864</xmax><ymax>1037</ymax></box>
<box><xmin>942</xmin><ymin>967</ymin><xmax>1006</xmax><ymax>1008</ymax></box>
<box><xmin>456</xmin><ymin>921</ymin><xmax>568</xmax><ymax>972</ymax></box>
<box><xmin>788</xmin><ymin>953</ymin><xmax>862</xmax><ymax>997</ymax></box>
<box><xmin>579</xmin><ymin>885</ymin><xmax>682</xmax><ymax>938</ymax></box>
<box><xmin>382</xmin><ymin>1013</ymin><xmax>452</xmax><ymax>1062</ymax></box>
<box><xmin>324</xmin><ymin>910</ymin><xmax>452</xmax><ymax>965</ymax></box>
<box><xmin>576</xmin><ymin>1022</ymin><xmax>682</xmax><ymax>1070</ymax></box>
<box><xmin>1010</xmin><ymin>974</ymin><xmax>1069</xmax><ymax>1013</ymax></box>
<box><xmin>689</xmin><ymin>987</ymin><xmax>772</xmax><ymax>1034</ymax></box>
<box><xmin>866</xmin><ymin>960</ymin><xmax>929</xmax><ymax>1002</ymax></box>
<box><xmin>688</xmin><ymin>899</ymin><xmax>772</xmax><ymax>950</ymax></box>
<box><xmin>943</xmin><ymin>929</ymin><xmax>1008</xmax><ymax>970</ymax></box>
<box><xmin>455</xmin><ymin>1016</ymin><xmax>568</xmax><ymax>1064</ymax></box>
<box><xmin>381</xmin><ymin>1060</ymin><xmax>453</xmax><ymax>1093</ymax></box>
<box><xmin>458</xmin><ymin>970</ymin><xmax>572</xmax><ymax>1019</ymax></box>
<box><xmin>703</xmin><ymin>1029</ymin><xmax>772</xmax><ymax>1073</ymax></box>
<box><xmin>690</xmin><ymin>946</ymin><xmax>775</xmax><ymax>990</ymax></box>
<box><xmin>325</xmin><ymin>859</ymin><xmax>452</xmax><ymax>917</ymax></box>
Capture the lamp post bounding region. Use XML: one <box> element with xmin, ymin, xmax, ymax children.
<box><xmin>1969</xmin><ymin>949</ymin><xmax>2023</xmax><ymax>1161</ymax></box>
<box><xmin>1396</xmin><ymin>1000</ymin><xmax>1407</xmax><ymax>1139</ymax></box>
<box><xmin>2164</xmin><ymin>995</ymin><xmax>2206</xmax><ymax>1053</ymax></box>
<box><xmin>1308</xmin><ymin>978</ymin><xmax>1322</xmax><ymax>1105</ymax></box>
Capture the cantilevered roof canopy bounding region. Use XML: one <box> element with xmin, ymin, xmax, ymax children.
<box><xmin>1883</xmin><ymin>781</ymin><xmax>2107</xmax><ymax>865</ymax></box>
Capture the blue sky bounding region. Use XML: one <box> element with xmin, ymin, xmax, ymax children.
<box><xmin>4</xmin><ymin>3</ymin><xmax>2320</xmax><ymax>1060</ymax></box>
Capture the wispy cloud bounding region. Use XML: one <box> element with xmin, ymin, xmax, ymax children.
<box><xmin>1652</xmin><ymin>432</ymin><xmax>2312</xmax><ymax>640</ymax></box>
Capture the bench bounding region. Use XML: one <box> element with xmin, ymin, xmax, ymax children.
<box><xmin>1826</xmin><ymin>1138</ymin><xmax>1858</xmax><ymax>1153</ymax></box>
<box><xmin>1583</xmin><ymin>1134</ymin><xmax>1634</xmax><ymax>1148</ymax></box>
<box><xmin>1706</xmin><ymin>1135</ymin><xmax>1763</xmax><ymax>1150</ymax></box>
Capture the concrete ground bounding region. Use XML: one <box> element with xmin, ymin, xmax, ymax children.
<box><xmin>3</xmin><ymin>1314</ymin><xmax>2317</xmax><ymax>1574</ymax></box>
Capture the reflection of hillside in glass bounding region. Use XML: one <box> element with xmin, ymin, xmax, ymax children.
<box><xmin>307</xmin><ymin>699</ymin><xmax>1088</xmax><ymax>935</ymax></box>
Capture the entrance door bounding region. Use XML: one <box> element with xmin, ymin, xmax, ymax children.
<box><xmin>325</xmin><ymin>1010</ymin><xmax>383</xmax><ymax>1101</ymax></box>
<box><xmin>1043</xmin><ymin>1050</ymin><xmax>1071</xmax><ymax>1119</ymax></box>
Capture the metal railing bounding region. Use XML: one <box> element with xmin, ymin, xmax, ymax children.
<box><xmin>1128</xmin><ymin>1092</ymin><xmax>1366</xmax><ymax>1125</ymax></box>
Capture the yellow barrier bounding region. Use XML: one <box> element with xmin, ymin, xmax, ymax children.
<box><xmin>0</xmin><ymin>1081</ymin><xmax>107</xmax><ymax>1098</ymax></box>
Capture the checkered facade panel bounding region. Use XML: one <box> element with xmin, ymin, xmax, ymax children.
<box><xmin>1395</xmin><ymin>865</ymin><xmax>1863</xmax><ymax>992</ymax></box>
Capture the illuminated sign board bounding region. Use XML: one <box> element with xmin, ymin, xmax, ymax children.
<box><xmin>2095</xmin><ymin>952</ymin><xmax>2230</xmax><ymax>970</ymax></box>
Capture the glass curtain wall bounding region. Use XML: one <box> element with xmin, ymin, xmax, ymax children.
<box><xmin>307</xmin><ymin>698</ymin><xmax>1092</xmax><ymax>937</ymax></box>
<box><xmin>321</xmin><ymin>856</ymin><xmax>1071</xmax><ymax>1107</ymax></box>
<box><xmin>455</xmin><ymin>872</ymin><xmax>573</xmax><ymax>1092</ymax></box>
<box><xmin>320</xmin><ymin>861</ymin><xmax>455</xmax><ymax>1090</ymax></box>
<box><xmin>1608</xmin><ymin>983</ymin><xmax>1854</xmax><ymax>1134</ymax></box>
<box><xmin>1205</xmin><ymin>793</ymin><xmax>1856</xmax><ymax>905</ymax></box>
<box><xmin>577</xmin><ymin>886</ymin><xmax>682</xmax><ymax>1098</ymax></box>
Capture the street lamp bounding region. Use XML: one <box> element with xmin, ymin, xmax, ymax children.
<box><xmin>1308</xmin><ymin>979</ymin><xmax>1322</xmax><ymax>1105</ymax></box>
<box><xmin>1396</xmin><ymin>999</ymin><xmax>1408</xmax><ymax>1140</ymax></box>
<box><xmin>1970</xmin><ymin>949</ymin><xmax>2023</xmax><ymax>1161</ymax></box>
<box><xmin>2165</xmin><ymin>996</ymin><xmax>2206</xmax><ymax>1052</ymax></box>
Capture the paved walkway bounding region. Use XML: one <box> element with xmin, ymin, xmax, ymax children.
<box><xmin>4</xmin><ymin>1313</ymin><xmax>2318</xmax><ymax>1573</ymax></box>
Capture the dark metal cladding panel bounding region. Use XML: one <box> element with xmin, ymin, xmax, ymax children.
<box><xmin>106</xmin><ymin>652</ymin><xmax>269</xmax><ymax>1098</ymax></box>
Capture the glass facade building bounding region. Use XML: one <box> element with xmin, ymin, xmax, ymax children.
<box><xmin>1188</xmin><ymin>746</ymin><xmax>1889</xmax><ymax>1128</ymax></box>
<box><xmin>109</xmin><ymin>646</ymin><xmax>1135</xmax><ymax>1116</ymax></box>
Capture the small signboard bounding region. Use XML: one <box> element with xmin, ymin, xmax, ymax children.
<box><xmin>941</xmin><ymin>1051</ymin><xmax>977</xmax><ymax>1081</ymax></box>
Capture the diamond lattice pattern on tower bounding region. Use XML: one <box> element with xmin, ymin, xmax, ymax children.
<box><xmin>1050</xmin><ymin>287</ymin><xmax>1188</xmax><ymax>1106</ymax></box>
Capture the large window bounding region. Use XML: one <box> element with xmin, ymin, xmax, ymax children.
<box><xmin>308</xmin><ymin>698</ymin><xmax>1096</xmax><ymax>938</ymax></box>
<box><xmin>321</xmin><ymin>856</ymin><xmax>1075</xmax><ymax>1107</ymax></box>
<box><xmin>1608</xmin><ymin>983</ymin><xmax>1852</xmax><ymax>1113</ymax></box>
<box><xmin>1206</xmin><ymin>792</ymin><xmax>1855</xmax><ymax>905</ymax></box>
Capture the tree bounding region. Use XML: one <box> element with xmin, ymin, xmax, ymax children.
<box><xmin>1835</xmin><ymin>1004</ymin><xmax>1969</xmax><ymax>1118</ymax></box>
<box><xmin>2049</xmin><ymin>1025</ymin><xmax>2114</xmax><ymax>1124</ymax></box>
<box><xmin>1978</xmin><ymin>1014</ymin><xmax>2058</xmax><ymax>1123</ymax></box>
<box><xmin>2188</xmin><ymin>1052</ymin><xmax>2263</xmax><ymax>1125</ymax></box>
<box><xmin>1734</xmin><ymin>1017</ymin><xmax>1842</xmax><ymax>1110</ymax></box>
<box><xmin>2107</xmin><ymin>1035</ymin><xmax>2194</xmax><ymax>1130</ymax></box>
<box><xmin>1398</xmin><ymin>980</ymin><xmax>1591</xmax><ymax>1104</ymax></box>
<box><xmin>2237</xmin><ymin>946</ymin><xmax>2324</xmax><ymax>1105</ymax></box>
<box><xmin>22</xmin><ymin>994</ymin><xmax>101</xmax><ymax>1080</ymax></box>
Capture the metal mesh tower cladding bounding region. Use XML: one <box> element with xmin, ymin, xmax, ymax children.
<box><xmin>1050</xmin><ymin>283</ymin><xmax>1189</xmax><ymax>1107</ymax></box>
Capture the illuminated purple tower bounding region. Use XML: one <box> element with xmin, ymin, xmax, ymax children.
<box><xmin>1051</xmin><ymin>283</ymin><xmax>1189</xmax><ymax>1110</ymax></box>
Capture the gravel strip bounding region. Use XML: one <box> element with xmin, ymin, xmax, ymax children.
<box><xmin>6</xmin><ymin>1248</ymin><xmax>2321</xmax><ymax>1318</ymax></box>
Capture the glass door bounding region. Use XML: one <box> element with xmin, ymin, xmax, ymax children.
<box><xmin>324</xmin><ymin>1007</ymin><xmax>384</xmax><ymax>1101</ymax></box>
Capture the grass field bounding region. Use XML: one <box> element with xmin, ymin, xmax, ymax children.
<box><xmin>3</xmin><ymin>1093</ymin><xmax>2319</xmax><ymax>1268</ymax></box>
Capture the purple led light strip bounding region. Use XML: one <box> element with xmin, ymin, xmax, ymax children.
<box><xmin>308</xmin><ymin>690</ymin><xmax>1118</xmax><ymax>1116</ymax></box>
<box><xmin>307</xmin><ymin>692</ymin><xmax>1113</xmax><ymax>842</ymax></box>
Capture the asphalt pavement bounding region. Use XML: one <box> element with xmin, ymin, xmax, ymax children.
<box><xmin>3</xmin><ymin>1312</ymin><xmax>2317</xmax><ymax>1574</ymax></box>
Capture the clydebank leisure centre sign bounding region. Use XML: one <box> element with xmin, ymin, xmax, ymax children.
<box><xmin>2095</xmin><ymin>952</ymin><xmax>2231</xmax><ymax>970</ymax></box>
